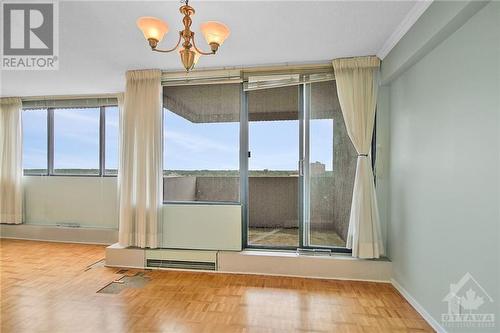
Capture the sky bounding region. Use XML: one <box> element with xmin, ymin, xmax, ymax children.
<box><xmin>53</xmin><ymin>107</ymin><xmax>100</xmax><ymax>170</ymax></box>
<box><xmin>22</xmin><ymin>109</ymin><xmax>48</xmax><ymax>170</ymax></box>
<box><xmin>22</xmin><ymin>107</ymin><xmax>119</xmax><ymax>171</ymax></box>
<box><xmin>164</xmin><ymin>110</ymin><xmax>333</xmax><ymax>171</ymax></box>
<box><xmin>23</xmin><ymin>107</ymin><xmax>334</xmax><ymax>172</ymax></box>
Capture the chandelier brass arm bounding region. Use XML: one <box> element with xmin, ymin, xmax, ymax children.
<box><xmin>149</xmin><ymin>32</ymin><xmax>182</xmax><ymax>53</ymax></box>
<box><xmin>191</xmin><ymin>33</ymin><xmax>216</xmax><ymax>56</ymax></box>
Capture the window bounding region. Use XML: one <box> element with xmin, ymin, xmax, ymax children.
<box><xmin>308</xmin><ymin>81</ymin><xmax>356</xmax><ymax>248</ymax></box>
<box><xmin>243</xmin><ymin>77</ymin><xmax>361</xmax><ymax>250</ymax></box>
<box><xmin>162</xmin><ymin>83</ymin><xmax>240</xmax><ymax>203</ymax></box>
<box><xmin>53</xmin><ymin>108</ymin><xmax>100</xmax><ymax>175</ymax></box>
<box><xmin>247</xmin><ymin>86</ymin><xmax>300</xmax><ymax>247</ymax></box>
<box><xmin>105</xmin><ymin>106</ymin><xmax>119</xmax><ymax>175</ymax></box>
<box><xmin>21</xmin><ymin>102</ymin><xmax>118</xmax><ymax>176</ymax></box>
<box><xmin>22</xmin><ymin>109</ymin><xmax>47</xmax><ymax>175</ymax></box>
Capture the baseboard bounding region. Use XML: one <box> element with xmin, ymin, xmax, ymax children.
<box><xmin>217</xmin><ymin>269</ymin><xmax>392</xmax><ymax>283</ymax></box>
<box><xmin>391</xmin><ymin>278</ymin><xmax>447</xmax><ymax>333</ymax></box>
<box><xmin>0</xmin><ymin>223</ymin><xmax>118</xmax><ymax>245</ymax></box>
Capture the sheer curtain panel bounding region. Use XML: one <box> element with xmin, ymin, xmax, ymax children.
<box><xmin>118</xmin><ymin>70</ymin><xmax>162</xmax><ymax>248</ymax></box>
<box><xmin>0</xmin><ymin>97</ymin><xmax>23</xmax><ymax>224</ymax></box>
<box><xmin>332</xmin><ymin>56</ymin><xmax>384</xmax><ymax>258</ymax></box>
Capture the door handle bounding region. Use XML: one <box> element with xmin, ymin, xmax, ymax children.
<box><xmin>298</xmin><ymin>160</ymin><xmax>304</xmax><ymax>176</ymax></box>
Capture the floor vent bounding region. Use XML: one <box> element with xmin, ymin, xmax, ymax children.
<box><xmin>57</xmin><ymin>223</ymin><xmax>80</xmax><ymax>228</ymax></box>
<box><xmin>97</xmin><ymin>272</ymin><xmax>150</xmax><ymax>294</ymax></box>
<box><xmin>147</xmin><ymin>259</ymin><xmax>216</xmax><ymax>271</ymax></box>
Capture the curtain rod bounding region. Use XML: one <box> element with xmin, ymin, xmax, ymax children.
<box><xmin>162</xmin><ymin>61</ymin><xmax>333</xmax><ymax>79</ymax></box>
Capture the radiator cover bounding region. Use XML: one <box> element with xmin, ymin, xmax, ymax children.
<box><xmin>145</xmin><ymin>249</ymin><xmax>217</xmax><ymax>271</ymax></box>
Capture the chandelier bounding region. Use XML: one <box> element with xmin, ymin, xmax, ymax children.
<box><xmin>136</xmin><ymin>0</ymin><xmax>230</xmax><ymax>71</ymax></box>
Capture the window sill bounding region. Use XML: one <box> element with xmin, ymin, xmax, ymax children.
<box><xmin>163</xmin><ymin>201</ymin><xmax>241</xmax><ymax>206</ymax></box>
<box><xmin>239</xmin><ymin>249</ymin><xmax>389</xmax><ymax>261</ymax></box>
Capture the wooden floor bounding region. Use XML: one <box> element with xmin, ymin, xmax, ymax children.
<box><xmin>0</xmin><ymin>239</ymin><xmax>434</xmax><ymax>333</ymax></box>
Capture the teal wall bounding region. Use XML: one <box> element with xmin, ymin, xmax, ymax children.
<box><xmin>382</xmin><ymin>1</ymin><xmax>499</xmax><ymax>331</ymax></box>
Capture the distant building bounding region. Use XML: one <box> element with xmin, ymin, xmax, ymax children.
<box><xmin>310</xmin><ymin>162</ymin><xmax>326</xmax><ymax>176</ymax></box>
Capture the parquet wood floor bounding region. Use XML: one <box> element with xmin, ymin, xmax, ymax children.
<box><xmin>0</xmin><ymin>239</ymin><xmax>434</xmax><ymax>333</ymax></box>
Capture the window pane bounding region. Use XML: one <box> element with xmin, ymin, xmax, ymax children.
<box><xmin>247</xmin><ymin>86</ymin><xmax>299</xmax><ymax>248</ymax></box>
<box><xmin>163</xmin><ymin>83</ymin><xmax>240</xmax><ymax>202</ymax></box>
<box><xmin>105</xmin><ymin>106</ymin><xmax>119</xmax><ymax>175</ymax></box>
<box><xmin>53</xmin><ymin>108</ymin><xmax>100</xmax><ymax>175</ymax></box>
<box><xmin>22</xmin><ymin>109</ymin><xmax>47</xmax><ymax>174</ymax></box>
<box><xmin>308</xmin><ymin>81</ymin><xmax>357</xmax><ymax>248</ymax></box>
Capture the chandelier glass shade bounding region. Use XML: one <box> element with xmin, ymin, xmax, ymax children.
<box><xmin>137</xmin><ymin>0</ymin><xmax>230</xmax><ymax>71</ymax></box>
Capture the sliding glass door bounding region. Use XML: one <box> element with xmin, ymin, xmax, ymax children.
<box><xmin>306</xmin><ymin>81</ymin><xmax>356</xmax><ymax>248</ymax></box>
<box><xmin>243</xmin><ymin>78</ymin><xmax>355</xmax><ymax>251</ymax></box>
<box><xmin>247</xmin><ymin>86</ymin><xmax>300</xmax><ymax>247</ymax></box>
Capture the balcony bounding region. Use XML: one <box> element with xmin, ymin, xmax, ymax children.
<box><xmin>164</xmin><ymin>174</ymin><xmax>349</xmax><ymax>248</ymax></box>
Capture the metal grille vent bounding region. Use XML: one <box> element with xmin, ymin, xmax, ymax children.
<box><xmin>147</xmin><ymin>259</ymin><xmax>216</xmax><ymax>271</ymax></box>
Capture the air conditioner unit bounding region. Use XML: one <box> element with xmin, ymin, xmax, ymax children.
<box><xmin>145</xmin><ymin>249</ymin><xmax>217</xmax><ymax>271</ymax></box>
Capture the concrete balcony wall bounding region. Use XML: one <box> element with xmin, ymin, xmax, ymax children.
<box><xmin>310</xmin><ymin>177</ymin><xmax>350</xmax><ymax>236</ymax></box>
<box><xmin>164</xmin><ymin>175</ymin><xmax>350</xmax><ymax>242</ymax></box>
<box><xmin>249</xmin><ymin>176</ymin><xmax>299</xmax><ymax>229</ymax></box>
<box><xmin>163</xmin><ymin>176</ymin><xmax>196</xmax><ymax>201</ymax></box>
<box><xmin>196</xmin><ymin>177</ymin><xmax>239</xmax><ymax>202</ymax></box>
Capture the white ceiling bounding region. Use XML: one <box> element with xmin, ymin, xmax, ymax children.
<box><xmin>1</xmin><ymin>0</ymin><xmax>419</xmax><ymax>97</ymax></box>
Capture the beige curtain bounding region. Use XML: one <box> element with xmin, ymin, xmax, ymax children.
<box><xmin>332</xmin><ymin>56</ymin><xmax>384</xmax><ymax>259</ymax></box>
<box><xmin>118</xmin><ymin>70</ymin><xmax>162</xmax><ymax>248</ymax></box>
<box><xmin>0</xmin><ymin>97</ymin><xmax>23</xmax><ymax>224</ymax></box>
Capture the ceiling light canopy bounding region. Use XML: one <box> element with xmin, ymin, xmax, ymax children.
<box><xmin>137</xmin><ymin>0</ymin><xmax>230</xmax><ymax>71</ymax></box>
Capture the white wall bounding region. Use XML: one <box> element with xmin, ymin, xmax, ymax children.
<box><xmin>23</xmin><ymin>176</ymin><xmax>118</xmax><ymax>229</ymax></box>
<box><xmin>162</xmin><ymin>204</ymin><xmax>241</xmax><ymax>251</ymax></box>
<box><xmin>385</xmin><ymin>1</ymin><xmax>500</xmax><ymax>330</ymax></box>
<box><xmin>22</xmin><ymin>176</ymin><xmax>242</xmax><ymax>250</ymax></box>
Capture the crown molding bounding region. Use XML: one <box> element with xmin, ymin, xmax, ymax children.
<box><xmin>377</xmin><ymin>1</ymin><xmax>434</xmax><ymax>60</ymax></box>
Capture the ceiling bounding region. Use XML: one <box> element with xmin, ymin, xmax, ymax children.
<box><xmin>1</xmin><ymin>0</ymin><xmax>419</xmax><ymax>97</ymax></box>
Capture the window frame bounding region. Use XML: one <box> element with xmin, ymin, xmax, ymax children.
<box><xmin>21</xmin><ymin>108</ymin><xmax>49</xmax><ymax>176</ymax></box>
<box><xmin>22</xmin><ymin>105</ymin><xmax>118</xmax><ymax>177</ymax></box>
<box><xmin>241</xmin><ymin>80</ymin><xmax>374</xmax><ymax>253</ymax></box>
<box><xmin>103</xmin><ymin>105</ymin><xmax>120</xmax><ymax>176</ymax></box>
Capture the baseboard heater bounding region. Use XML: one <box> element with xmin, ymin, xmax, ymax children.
<box><xmin>145</xmin><ymin>249</ymin><xmax>217</xmax><ymax>271</ymax></box>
